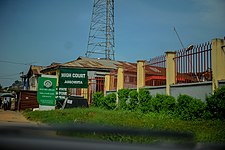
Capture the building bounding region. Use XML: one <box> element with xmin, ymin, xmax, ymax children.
<box><xmin>27</xmin><ymin>65</ymin><xmax>46</xmax><ymax>91</ymax></box>
<box><xmin>39</xmin><ymin>56</ymin><xmax>165</xmax><ymax>103</ymax></box>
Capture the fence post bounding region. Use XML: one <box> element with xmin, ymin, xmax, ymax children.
<box><xmin>81</xmin><ymin>88</ymin><xmax>88</xmax><ymax>99</ymax></box>
<box><xmin>56</xmin><ymin>69</ymin><xmax>60</xmax><ymax>87</ymax></box>
<box><xmin>166</xmin><ymin>51</ymin><xmax>176</xmax><ymax>95</ymax></box>
<box><xmin>104</xmin><ymin>74</ymin><xmax>110</xmax><ymax>96</ymax></box>
<box><xmin>110</xmin><ymin>74</ymin><xmax>115</xmax><ymax>90</ymax></box>
<box><xmin>116</xmin><ymin>66</ymin><xmax>124</xmax><ymax>104</ymax></box>
<box><xmin>137</xmin><ymin>60</ymin><xmax>145</xmax><ymax>91</ymax></box>
<box><xmin>212</xmin><ymin>38</ymin><xmax>225</xmax><ymax>91</ymax></box>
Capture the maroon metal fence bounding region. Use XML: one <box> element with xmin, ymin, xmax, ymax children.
<box><xmin>124</xmin><ymin>71</ymin><xmax>137</xmax><ymax>89</ymax></box>
<box><xmin>145</xmin><ymin>54</ymin><xmax>166</xmax><ymax>86</ymax></box>
<box><xmin>174</xmin><ymin>42</ymin><xmax>212</xmax><ymax>84</ymax></box>
<box><xmin>68</xmin><ymin>78</ymin><xmax>105</xmax><ymax>104</ymax></box>
<box><xmin>109</xmin><ymin>69</ymin><xmax>137</xmax><ymax>90</ymax></box>
<box><xmin>88</xmin><ymin>77</ymin><xmax>105</xmax><ymax>104</ymax></box>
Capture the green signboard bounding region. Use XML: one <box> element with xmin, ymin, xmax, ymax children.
<box><xmin>37</xmin><ymin>76</ymin><xmax>57</xmax><ymax>106</ymax></box>
<box><xmin>56</xmin><ymin>87</ymin><xmax>67</xmax><ymax>101</ymax></box>
<box><xmin>59</xmin><ymin>68</ymin><xmax>88</xmax><ymax>88</ymax></box>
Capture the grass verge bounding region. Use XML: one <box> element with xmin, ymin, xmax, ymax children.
<box><xmin>23</xmin><ymin>107</ymin><xmax>225</xmax><ymax>144</ymax></box>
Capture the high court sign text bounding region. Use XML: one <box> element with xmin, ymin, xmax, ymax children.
<box><xmin>59</xmin><ymin>68</ymin><xmax>88</xmax><ymax>88</ymax></box>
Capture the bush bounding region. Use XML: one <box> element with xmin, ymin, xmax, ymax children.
<box><xmin>92</xmin><ymin>92</ymin><xmax>104</xmax><ymax>107</ymax></box>
<box><xmin>151</xmin><ymin>94</ymin><xmax>163</xmax><ymax>112</ymax></box>
<box><xmin>151</xmin><ymin>94</ymin><xmax>176</xmax><ymax>113</ymax></box>
<box><xmin>117</xmin><ymin>89</ymin><xmax>131</xmax><ymax>110</ymax></box>
<box><xmin>127</xmin><ymin>90</ymin><xmax>138</xmax><ymax>111</ymax></box>
<box><xmin>206</xmin><ymin>86</ymin><xmax>225</xmax><ymax>120</ymax></box>
<box><xmin>175</xmin><ymin>94</ymin><xmax>206</xmax><ymax>120</ymax></box>
<box><xmin>102</xmin><ymin>93</ymin><xmax>117</xmax><ymax>110</ymax></box>
<box><xmin>138</xmin><ymin>89</ymin><xmax>152</xmax><ymax>113</ymax></box>
<box><xmin>161</xmin><ymin>95</ymin><xmax>176</xmax><ymax>112</ymax></box>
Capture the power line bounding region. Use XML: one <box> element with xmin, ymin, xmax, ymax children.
<box><xmin>173</xmin><ymin>27</ymin><xmax>185</xmax><ymax>49</ymax></box>
<box><xmin>0</xmin><ymin>73</ymin><xmax>20</xmax><ymax>78</ymax></box>
<box><xmin>0</xmin><ymin>60</ymin><xmax>36</xmax><ymax>66</ymax></box>
<box><xmin>0</xmin><ymin>77</ymin><xmax>15</xmax><ymax>79</ymax></box>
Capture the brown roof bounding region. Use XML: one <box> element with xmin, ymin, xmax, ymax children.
<box><xmin>62</xmin><ymin>57</ymin><xmax>120</xmax><ymax>70</ymax></box>
<box><xmin>27</xmin><ymin>65</ymin><xmax>46</xmax><ymax>77</ymax></box>
<box><xmin>40</xmin><ymin>56</ymin><xmax>166</xmax><ymax>76</ymax></box>
<box><xmin>145</xmin><ymin>65</ymin><xmax>166</xmax><ymax>76</ymax></box>
<box><xmin>47</xmin><ymin>62</ymin><xmax>61</xmax><ymax>69</ymax></box>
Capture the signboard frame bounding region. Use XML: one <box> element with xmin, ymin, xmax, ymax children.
<box><xmin>37</xmin><ymin>75</ymin><xmax>57</xmax><ymax>106</ymax></box>
<box><xmin>59</xmin><ymin>68</ymin><xmax>88</xmax><ymax>88</ymax></box>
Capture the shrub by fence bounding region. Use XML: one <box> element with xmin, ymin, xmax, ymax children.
<box><xmin>151</xmin><ymin>94</ymin><xmax>176</xmax><ymax>113</ymax></box>
<box><xmin>138</xmin><ymin>89</ymin><xmax>152</xmax><ymax>113</ymax></box>
<box><xmin>92</xmin><ymin>86</ymin><xmax>225</xmax><ymax>120</ymax></box>
<box><xmin>103</xmin><ymin>93</ymin><xmax>117</xmax><ymax>110</ymax></box>
<box><xmin>92</xmin><ymin>92</ymin><xmax>116</xmax><ymax>110</ymax></box>
<box><xmin>127</xmin><ymin>90</ymin><xmax>138</xmax><ymax>111</ymax></box>
<box><xmin>206</xmin><ymin>86</ymin><xmax>225</xmax><ymax>120</ymax></box>
<box><xmin>175</xmin><ymin>95</ymin><xmax>206</xmax><ymax>120</ymax></box>
<box><xmin>91</xmin><ymin>92</ymin><xmax>104</xmax><ymax>107</ymax></box>
<box><xmin>117</xmin><ymin>89</ymin><xmax>131</xmax><ymax>110</ymax></box>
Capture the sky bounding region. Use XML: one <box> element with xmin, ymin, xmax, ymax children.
<box><xmin>0</xmin><ymin>0</ymin><xmax>224</xmax><ymax>87</ymax></box>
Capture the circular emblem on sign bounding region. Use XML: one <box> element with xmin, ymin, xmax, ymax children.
<box><xmin>44</xmin><ymin>80</ymin><xmax>52</xmax><ymax>88</ymax></box>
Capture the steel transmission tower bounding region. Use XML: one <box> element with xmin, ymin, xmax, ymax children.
<box><xmin>85</xmin><ymin>0</ymin><xmax>115</xmax><ymax>60</ymax></box>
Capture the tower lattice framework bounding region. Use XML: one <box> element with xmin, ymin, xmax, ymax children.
<box><xmin>85</xmin><ymin>0</ymin><xmax>115</xmax><ymax>60</ymax></box>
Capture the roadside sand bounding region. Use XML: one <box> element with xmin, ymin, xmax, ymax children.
<box><xmin>0</xmin><ymin>109</ymin><xmax>39</xmax><ymax>126</ymax></box>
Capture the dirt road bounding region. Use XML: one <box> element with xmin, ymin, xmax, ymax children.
<box><xmin>0</xmin><ymin>109</ymin><xmax>38</xmax><ymax>126</ymax></box>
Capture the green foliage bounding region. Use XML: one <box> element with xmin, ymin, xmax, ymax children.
<box><xmin>102</xmin><ymin>93</ymin><xmax>117</xmax><ymax>110</ymax></box>
<box><xmin>151</xmin><ymin>94</ymin><xmax>176</xmax><ymax>113</ymax></box>
<box><xmin>92</xmin><ymin>92</ymin><xmax>104</xmax><ymax>107</ymax></box>
<box><xmin>23</xmin><ymin>107</ymin><xmax>225</xmax><ymax>143</ymax></box>
<box><xmin>92</xmin><ymin>92</ymin><xmax>116</xmax><ymax>110</ymax></box>
<box><xmin>206</xmin><ymin>86</ymin><xmax>225</xmax><ymax>120</ymax></box>
<box><xmin>93</xmin><ymin>87</ymin><xmax>225</xmax><ymax>121</ymax></box>
<box><xmin>127</xmin><ymin>90</ymin><xmax>138</xmax><ymax>111</ymax></box>
<box><xmin>117</xmin><ymin>89</ymin><xmax>131</xmax><ymax>110</ymax></box>
<box><xmin>175</xmin><ymin>95</ymin><xmax>206</xmax><ymax>120</ymax></box>
<box><xmin>138</xmin><ymin>89</ymin><xmax>152</xmax><ymax>113</ymax></box>
<box><xmin>161</xmin><ymin>95</ymin><xmax>176</xmax><ymax>112</ymax></box>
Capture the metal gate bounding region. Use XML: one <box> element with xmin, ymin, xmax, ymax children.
<box><xmin>88</xmin><ymin>77</ymin><xmax>105</xmax><ymax>104</ymax></box>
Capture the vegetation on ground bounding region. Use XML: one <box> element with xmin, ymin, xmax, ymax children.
<box><xmin>23</xmin><ymin>107</ymin><xmax>225</xmax><ymax>144</ymax></box>
<box><xmin>23</xmin><ymin>86</ymin><xmax>225</xmax><ymax>144</ymax></box>
<box><xmin>92</xmin><ymin>86</ymin><xmax>225</xmax><ymax>121</ymax></box>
